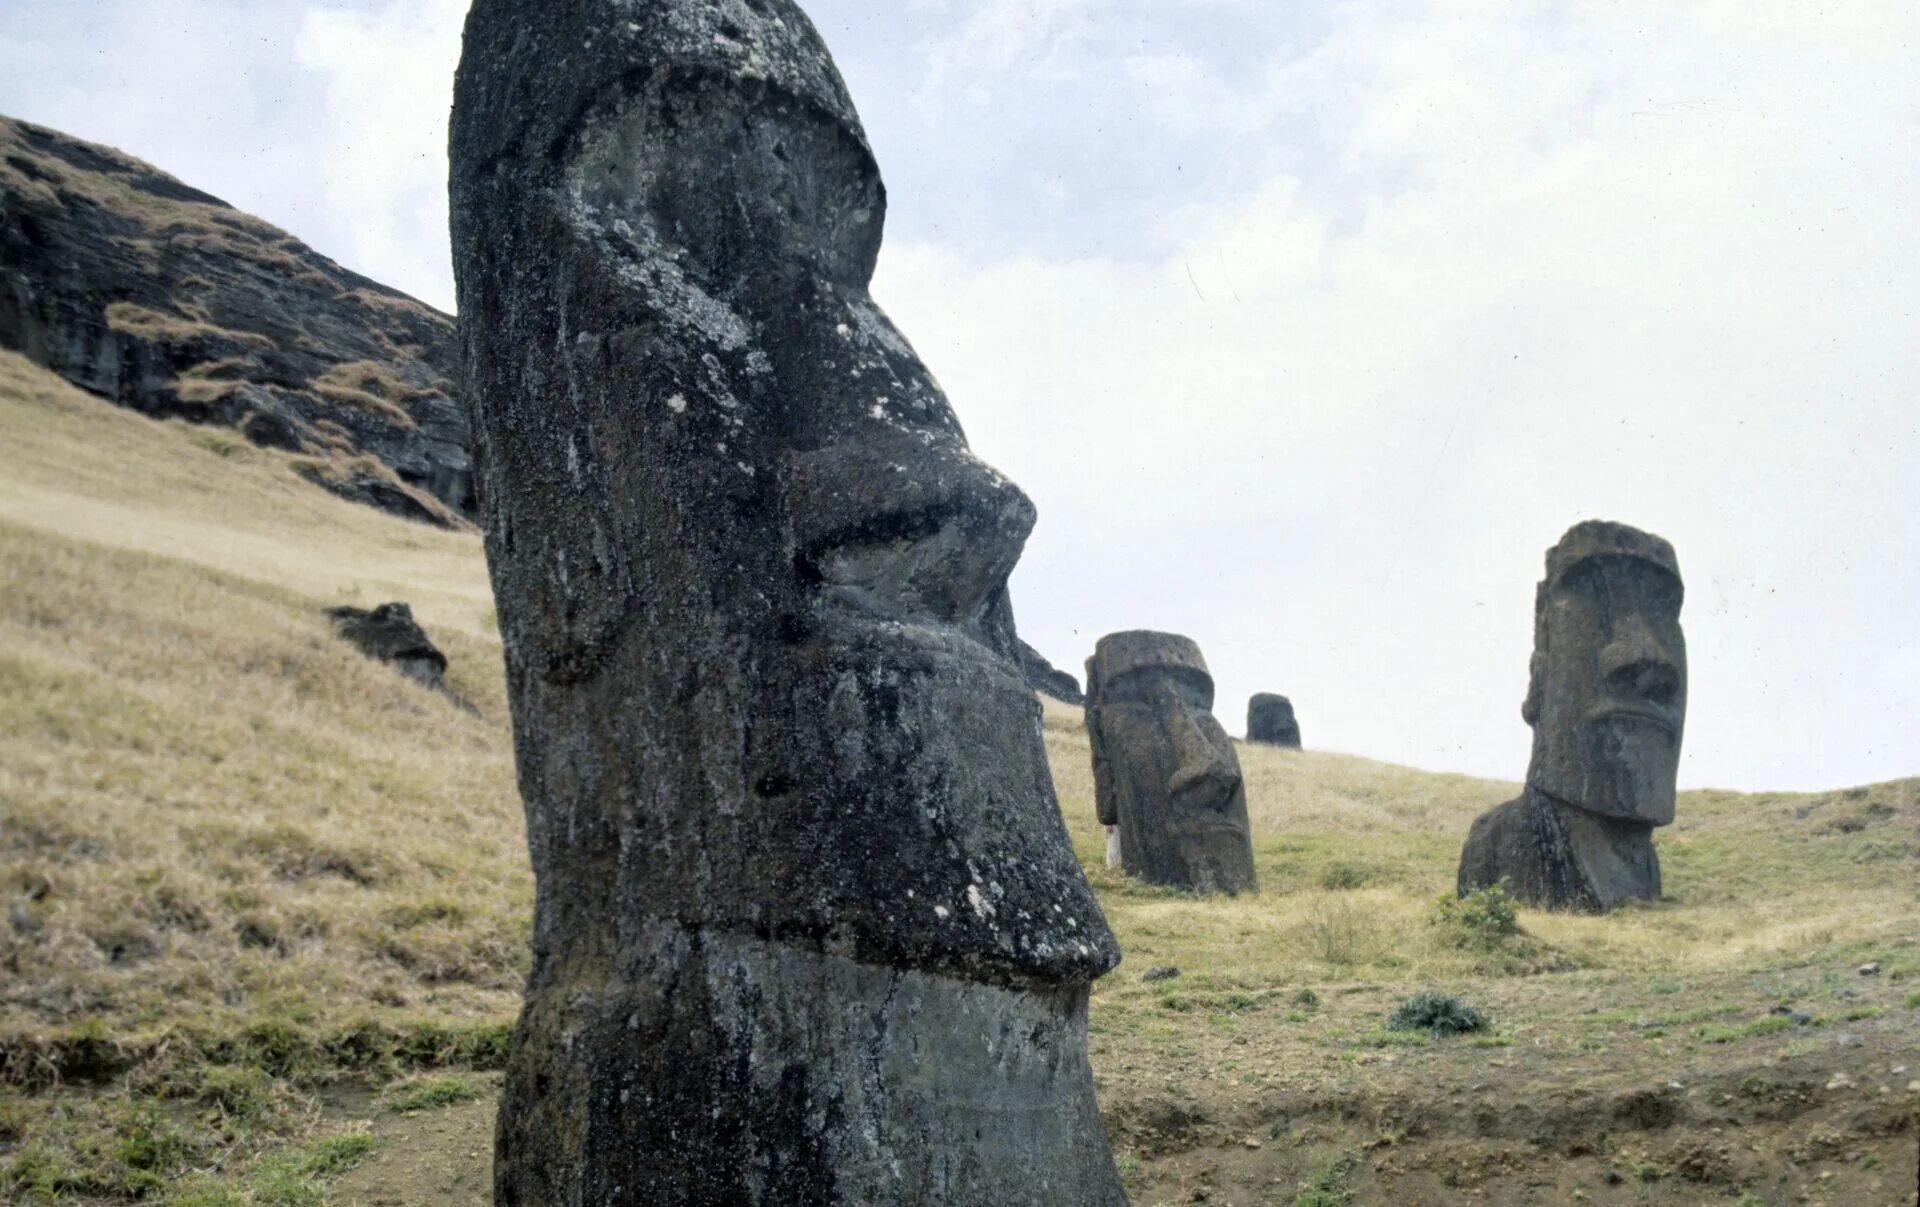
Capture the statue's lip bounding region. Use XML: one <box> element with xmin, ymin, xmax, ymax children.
<box><xmin>1590</xmin><ymin>704</ymin><xmax>1679</xmax><ymax>736</ymax></box>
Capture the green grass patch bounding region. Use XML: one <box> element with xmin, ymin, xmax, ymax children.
<box><xmin>172</xmin><ymin>1131</ymin><xmax>377</xmax><ymax>1206</ymax></box>
<box><xmin>1695</xmin><ymin>1014</ymin><xmax>1812</xmax><ymax>1043</ymax></box>
<box><xmin>384</xmin><ymin>1071</ymin><xmax>488</xmax><ymax>1112</ymax></box>
<box><xmin>1294</xmin><ymin>1149</ymin><xmax>1360</xmax><ymax>1206</ymax></box>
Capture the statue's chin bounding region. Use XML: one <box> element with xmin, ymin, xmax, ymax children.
<box><xmin>772</xmin><ymin>608</ymin><xmax>1117</xmax><ymax>985</ymax></box>
<box><xmin>1537</xmin><ymin>722</ymin><xmax>1678</xmax><ymax>827</ymax></box>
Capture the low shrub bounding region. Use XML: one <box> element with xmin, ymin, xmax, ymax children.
<box><xmin>1387</xmin><ymin>991</ymin><xmax>1489</xmax><ymax>1037</ymax></box>
<box><xmin>1319</xmin><ymin>863</ymin><xmax>1368</xmax><ymax>891</ymax></box>
<box><xmin>1429</xmin><ymin>883</ymin><xmax>1519</xmax><ymax>949</ymax></box>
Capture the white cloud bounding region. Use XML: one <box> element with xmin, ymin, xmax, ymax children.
<box><xmin>924</xmin><ymin>0</ymin><xmax>1096</xmax><ymax>86</ymax></box>
<box><xmin>876</xmin><ymin>0</ymin><xmax>1920</xmax><ymax>790</ymax></box>
<box><xmin>294</xmin><ymin>0</ymin><xmax>467</xmax><ymax>311</ymax></box>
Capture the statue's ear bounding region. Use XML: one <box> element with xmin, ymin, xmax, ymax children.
<box><xmin>1521</xmin><ymin>580</ymin><xmax>1548</xmax><ymax>726</ymax></box>
<box><xmin>1521</xmin><ymin>652</ymin><xmax>1543</xmax><ymax>726</ymax></box>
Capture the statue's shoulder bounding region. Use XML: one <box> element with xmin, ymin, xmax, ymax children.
<box><xmin>1466</xmin><ymin>793</ymin><xmax>1529</xmax><ymax>842</ymax></box>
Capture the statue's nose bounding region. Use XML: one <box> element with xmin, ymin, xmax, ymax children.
<box><xmin>1600</xmin><ymin>616</ymin><xmax>1681</xmax><ymax>706</ymax></box>
<box><xmin>787</xmin><ymin>438</ymin><xmax>1035</xmax><ymax>626</ymax></box>
<box><xmin>1164</xmin><ymin>704</ymin><xmax>1241</xmax><ymax>812</ymax></box>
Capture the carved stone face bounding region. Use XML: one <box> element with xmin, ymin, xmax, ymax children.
<box><xmin>456</xmin><ymin>6</ymin><xmax>1125</xmax><ymax>1198</ymax></box>
<box><xmin>453</xmin><ymin>2</ymin><xmax>1116</xmax><ymax>989</ymax></box>
<box><xmin>1086</xmin><ymin>632</ymin><xmax>1257</xmax><ymax>894</ymax></box>
<box><xmin>1524</xmin><ymin>525</ymin><xmax>1687</xmax><ymax>826</ymax></box>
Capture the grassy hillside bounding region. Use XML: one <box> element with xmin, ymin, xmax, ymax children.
<box><xmin>1</xmin><ymin>349</ymin><xmax>1914</xmax><ymax>1204</ymax></box>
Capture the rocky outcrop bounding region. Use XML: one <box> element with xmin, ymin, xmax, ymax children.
<box><xmin>326</xmin><ymin>602</ymin><xmax>447</xmax><ymax>685</ymax></box>
<box><xmin>325</xmin><ymin>602</ymin><xmax>472</xmax><ymax>712</ymax></box>
<box><xmin>0</xmin><ymin>116</ymin><xmax>474</xmax><ymax>526</ymax></box>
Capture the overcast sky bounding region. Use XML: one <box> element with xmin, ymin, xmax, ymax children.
<box><xmin>4</xmin><ymin>0</ymin><xmax>1915</xmax><ymax>792</ymax></box>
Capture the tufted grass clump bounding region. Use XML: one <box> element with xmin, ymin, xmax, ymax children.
<box><xmin>1387</xmin><ymin>991</ymin><xmax>1489</xmax><ymax>1037</ymax></box>
<box><xmin>1429</xmin><ymin>883</ymin><xmax>1519</xmax><ymax>948</ymax></box>
<box><xmin>383</xmin><ymin>1071</ymin><xmax>489</xmax><ymax>1112</ymax></box>
<box><xmin>1319</xmin><ymin>862</ymin><xmax>1369</xmax><ymax>890</ymax></box>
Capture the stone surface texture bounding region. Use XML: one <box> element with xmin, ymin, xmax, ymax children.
<box><xmin>326</xmin><ymin>602</ymin><xmax>448</xmax><ymax>683</ymax></box>
<box><xmin>0</xmin><ymin>115</ymin><xmax>473</xmax><ymax>526</ymax></box>
<box><xmin>1246</xmin><ymin>692</ymin><xmax>1301</xmax><ymax>748</ymax></box>
<box><xmin>1458</xmin><ymin>520</ymin><xmax>1687</xmax><ymax>912</ymax></box>
<box><xmin>1085</xmin><ymin>631</ymin><xmax>1257</xmax><ymax>895</ymax></box>
<box><xmin>324</xmin><ymin>602</ymin><xmax>471</xmax><ymax>713</ymax></box>
<box><xmin>449</xmin><ymin>2</ymin><xmax>1124</xmax><ymax>1202</ymax></box>
<box><xmin>1019</xmin><ymin>635</ymin><xmax>1085</xmax><ymax>704</ymax></box>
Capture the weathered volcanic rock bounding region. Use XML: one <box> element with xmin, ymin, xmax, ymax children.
<box><xmin>1458</xmin><ymin>521</ymin><xmax>1686</xmax><ymax>912</ymax></box>
<box><xmin>1085</xmin><ymin>631</ymin><xmax>1257</xmax><ymax>894</ymax></box>
<box><xmin>0</xmin><ymin>116</ymin><xmax>473</xmax><ymax>526</ymax></box>
<box><xmin>1246</xmin><ymin>692</ymin><xmax>1301</xmax><ymax>748</ymax></box>
<box><xmin>1019</xmin><ymin>635</ymin><xmax>1085</xmax><ymax>704</ymax></box>
<box><xmin>326</xmin><ymin>601</ymin><xmax>472</xmax><ymax>711</ymax></box>
<box><xmin>326</xmin><ymin>602</ymin><xmax>448</xmax><ymax>685</ymax></box>
<box><xmin>449</xmin><ymin>2</ymin><xmax>1125</xmax><ymax>1203</ymax></box>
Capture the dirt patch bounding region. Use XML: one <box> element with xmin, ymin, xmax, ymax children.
<box><xmin>330</xmin><ymin>1096</ymin><xmax>494</xmax><ymax>1207</ymax></box>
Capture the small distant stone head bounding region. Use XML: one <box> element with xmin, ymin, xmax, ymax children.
<box><xmin>1246</xmin><ymin>693</ymin><xmax>1301</xmax><ymax>749</ymax></box>
<box><xmin>1085</xmin><ymin>631</ymin><xmax>1257</xmax><ymax>894</ymax></box>
<box><xmin>1522</xmin><ymin>520</ymin><xmax>1686</xmax><ymax>825</ymax></box>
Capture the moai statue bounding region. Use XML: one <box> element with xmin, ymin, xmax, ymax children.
<box><xmin>1085</xmin><ymin>632</ymin><xmax>1258</xmax><ymax>894</ymax></box>
<box><xmin>1458</xmin><ymin>521</ymin><xmax>1687</xmax><ymax>913</ymax></box>
<box><xmin>449</xmin><ymin>3</ymin><xmax>1125</xmax><ymax>1203</ymax></box>
<box><xmin>1246</xmin><ymin>693</ymin><xmax>1302</xmax><ymax>749</ymax></box>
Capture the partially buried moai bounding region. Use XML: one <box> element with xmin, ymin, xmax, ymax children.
<box><xmin>1085</xmin><ymin>632</ymin><xmax>1258</xmax><ymax>894</ymax></box>
<box><xmin>449</xmin><ymin>2</ymin><xmax>1125</xmax><ymax>1203</ymax></box>
<box><xmin>1458</xmin><ymin>520</ymin><xmax>1687</xmax><ymax>913</ymax></box>
<box><xmin>1246</xmin><ymin>693</ymin><xmax>1302</xmax><ymax>749</ymax></box>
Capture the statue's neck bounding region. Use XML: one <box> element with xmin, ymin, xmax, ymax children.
<box><xmin>1528</xmin><ymin>785</ymin><xmax>1659</xmax><ymax>906</ymax></box>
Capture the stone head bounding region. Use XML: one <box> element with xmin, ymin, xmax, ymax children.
<box><xmin>1087</xmin><ymin>632</ymin><xmax>1245</xmax><ymax>815</ymax></box>
<box><xmin>450</xmin><ymin>0</ymin><xmax>1114</xmax><ymax>986</ymax></box>
<box><xmin>1084</xmin><ymin>633</ymin><xmax>1255</xmax><ymax>896</ymax></box>
<box><xmin>1522</xmin><ymin>520</ymin><xmax>1686</xmax><ymax>826</ymax></box>
<box><xmin>1246</xmin><ymin>693</ymin><xmax>1301</xmax><ymax>748</ymax></box>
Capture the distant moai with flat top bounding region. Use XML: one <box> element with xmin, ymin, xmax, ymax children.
<box><xmin>450</xmin><ymin>1</ymin><xmax>1127</xmax><ymax>1201</ymax></box>
<box><xmin>1458</xmin><ymin>520</ymin><xmax>1687</xmax><ymax>912</ymax></box>
<box><xmin>1246</xmin><ymin>693</ymin><xmax>1302</xmax><ymax>748</ymax></box>
<box><xmin>1086</xmin><ymin>631</ymin><xmax>1258</xmax><ymax>895</ymax></box>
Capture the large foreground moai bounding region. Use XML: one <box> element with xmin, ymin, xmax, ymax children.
<box><xmin>1085</xmin><ymin>632</ymin><xmax>1258</xmax><ymax>894</ymax></box>
<box><xmin>449</xmin><ymin>3</ymin><xmax>1126</xmax><ymax>1202</ymax></box>
<box><xmin>1246</xmin><ymin>693</ymin><xmax>1302</xmax><ymax>749</ymax></box>
<box><xmin>1458</xmin><ymin>521</ymin><xmax>1687</xmax><ymax>913</ymax></box>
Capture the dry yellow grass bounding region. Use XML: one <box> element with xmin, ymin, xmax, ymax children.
<box><xmin>103</xmin><ymin>301</ymin><xmax>273</xmax><ymax>351</ymax></box>
<box><xmin>308</xmin><ymin>361</ymin><xmax>440</xmax><ymax>429</ymax></box>
<box><xmin>0</xmin><ymin>356</ymin><xmax>520</xmax><ymax>1066</ymax></box>
<box><xmin>0</xmin><ymin>351</ymin><xmax>493</xmax><ymax>640</ymax></box>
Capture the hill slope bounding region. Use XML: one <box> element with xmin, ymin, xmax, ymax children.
<box><xmin>0</xmin><ymin>117</ymin><xmax>472</xmax><ymax>527</ymax></box>
<box><xmin>0</xmin><ymin>350</ymin><xmax>1914</xmax><ymax>1203</ymax></box>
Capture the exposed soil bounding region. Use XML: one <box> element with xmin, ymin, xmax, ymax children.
<box><xmin>327</xmin><ymin>980</ymin><xmax>1918</xmax><ymax>1207</ymax></box>
<box><xmin>332</xmin><ymin>1096</ymin><xmax>493</xmax><ymax>1207</ymax></box>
